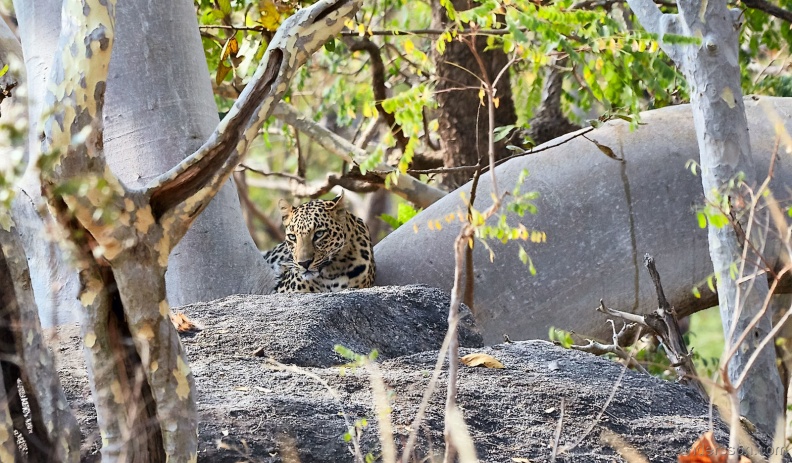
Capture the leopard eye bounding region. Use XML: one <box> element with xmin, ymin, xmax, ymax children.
<box><xmin>287</xmin><ymin>233</ymin><xmax>296</xmax><ymax>242</ymax></box>
<box><xmin>313</xmin><ymin>229</ymin><xmax>326</xmax><ymax>241</ymax></box>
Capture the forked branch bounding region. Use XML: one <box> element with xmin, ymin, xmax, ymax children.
<box><xmin>147</xmin><ymin>0</ymin><xmax>362</xmax><ymax>245</ymax></box>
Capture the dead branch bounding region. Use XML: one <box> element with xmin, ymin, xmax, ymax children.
<box><xmin>595</xmin><ymin>255</ymin><xmax>708</xmax><ymax>400</ymax></box>
<box><xmin>571</xmin><ymin>320</ymin><xmax>649</xmax><ymax>374</ymax></box>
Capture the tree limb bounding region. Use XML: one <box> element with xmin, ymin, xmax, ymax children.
<box><xmin>742</xmin><ymin>0</ymin><xmax>792</xmax><ymax>23</ymax></box>
<box><xmin>347</xmin><ymin>37</ymin><xmax>409</xmax><ymax>152</ymax></box>
<box><xmin>147</xmin><ymin>0</ymin><xmax>363</xmax><ymax>247</ymax></box>
<box><xmin>273</xmin><ymin>102</ymin><xmax>447</xmax><ymax>208</ymax></box>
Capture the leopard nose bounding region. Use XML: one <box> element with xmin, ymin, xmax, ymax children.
<box><xmin>298</xmin><ymin>259</ymin><xmax>312</xmax><ymax>269</ymax></box>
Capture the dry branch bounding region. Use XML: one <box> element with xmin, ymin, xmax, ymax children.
<box><xmin>273</xmin><ymin>102</ymin><xmax>446</xmax><ymax>208</ymax></box>
<box><xmin>594</xmin><ymin>254</ymin><xmax>708</xmax><ymax>400</ymax></box>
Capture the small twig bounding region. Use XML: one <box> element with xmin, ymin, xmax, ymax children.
<box><xmin>550</xmin><ymin>397</ymin><xmax>565</xmax><ymax>463</ymax></box>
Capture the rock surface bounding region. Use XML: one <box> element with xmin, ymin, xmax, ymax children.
<box><xmin>179</xmin><ymin>285</ymin><xmax>482</xmax><ymax>367</ymax></box>
<box><xmin>52</xmin><ymin>287</ymin><xmax>783</xmax><ymax>462</ymax></box>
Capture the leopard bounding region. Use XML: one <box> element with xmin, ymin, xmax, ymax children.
<box><xmin>262</xmin><ymin>192</ymin><xmax>376</xmax><ymax>293</ymax></box>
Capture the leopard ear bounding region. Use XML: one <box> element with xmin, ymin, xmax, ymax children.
<box><xmin>326</xmin><ymin>191</ymin><xmax>344</xmax><ymax>211</ymax></box>
<box><xmin>278</xmin><ymin>199</ymin><xmax>294</xmax><ymax>226</ymax></box>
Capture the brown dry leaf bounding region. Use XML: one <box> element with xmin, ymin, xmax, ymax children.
<box><xmin>215</xmin><ymin>61</ymin><xmax>232</xmax><ymax>85</ymax></box>
<box><xmin>170</xmin><ymin>312</ymin><xmax>200</xmax><ymax>333</ymax></box>
<box><xmin>460</xmin><ymin>352</ymin><xmax>505</xmax><ymax>369</ymax></box>
<box><xmin>220</xmin><ymin>36</ymin><xmax>239</xmax><ymax>61</ymax></box>
<box><xmin>677</xmin><ymin>431</ymin><xmax>750</xmax><ymax>463</ymax></box>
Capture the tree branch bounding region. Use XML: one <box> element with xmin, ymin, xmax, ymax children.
<box><xmin>147</xmin><ymin>0</ymin><xmax>363</xmax><ymax>246</ymax></box>
<box><xmin>742</xmin><ymin>0</ymin><xmax>792</xmax><ymax>23</ymax></box>
<box><xmin>272</xmin><ymin>102</ymin><xmax>447</xmax><ymax>208</ymax></box>
<box><xmin>348</xmin><ymin>37</ymin><xmax>409</xmax><ymax>152</ymax></box>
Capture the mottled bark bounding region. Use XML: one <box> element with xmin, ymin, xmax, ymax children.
<box><xmin>20</xmin><ymin>0</ymin><xmax>361</xmax><ymax>460</ymax></box>
<box><xmin>431</xmin><ymin>0</ymin><xmax>517</xmax><ymax>189</ymax></box>
<box><xmin>0</xmin><ymin>226</ymin><xmax>81</xmax><ymax>462</ymax></box>
<box><xmin>624</xmin><ymin>0</ymin><xmax>783</xmax><ymax>436</ymax></box>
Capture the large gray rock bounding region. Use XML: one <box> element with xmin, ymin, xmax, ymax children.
<box><xmin>374</xmin><ymin>96</ymin><xmax>792</xmax><ymax>343</ymax></box>
<box><xmin>178</xmin><ymin>285</ymin><xmax>482</xmax><ymax>367</ymax></box>
<box><xmin>52</xmin><ymin>289</ymin><xmax>782</xmax><ymax>462</ymax></box>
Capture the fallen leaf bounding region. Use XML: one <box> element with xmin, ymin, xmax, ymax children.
<box><xmin>512</xmin><ymin>459</ymin><xmax>532</xmax><ymax>463</ymax></box>
<box><xmin>170</xmin><ymin>312</ymin><xmax>200</xmax><ymax>333</ymax></box>
<box><xmin>678</xmin><ymin>431</ymin><xmax>750</xmax><ymax>463</ymax></box>
<box><xmin>234</xmin><ymin>386</ymin><xmax>250</xmax><ymax>392</ymax></box>
<box><xmin>460</xmin><ymin>352</ymin><xmax>504</xmax><ymax>369</ymax></box>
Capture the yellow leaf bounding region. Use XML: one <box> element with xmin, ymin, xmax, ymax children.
<box><xmin>404</xmin><ymin>39</ymin><xmax>415</xmax><ymax>54</ymax></box>
<box><xmin>461</xmin><ymin>352</ymin><xmax>505</xmax><ymax>369</ymax></box>
<box><xmin>493</xmin><ymin>96</ymin><xmax>500</xmax><ymax>108</ymax></box>
<box><xmin>478</xmin><ymin>88</ymin><xmax>485</xmax><ymax>106</ymax></box>
<box><xmin>220</xmin><ymin>36</ymin><xmax>239</xmax><ymax>61</ymax></box>
<box><xmin>259</xmin><ymin>0</ymin><xmax>282</xmax><ymax>31</ymax></box>
<box><xmin>215</xmin><ymin>61</ymin><xmax>232</xmax><ymax>85</ymax></box>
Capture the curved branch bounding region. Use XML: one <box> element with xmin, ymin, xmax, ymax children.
<box><xmin>147</xmin><ymin>0</ymin><xmax>362</xmax><ymax>246</ymax></box>
<box><xmin>348</xmin><ymin>37</ymin><xmax>409</xmax><ymax>152</ymax></box>
<box><xmin>742</xmin><ymin>0</ymin><xmax>792</xmax><ymax>23</ymax></box>
<box><xmin>273</xmin><ymin>102</ymin><xmax>447</xmax><ymax>208</ymax></box>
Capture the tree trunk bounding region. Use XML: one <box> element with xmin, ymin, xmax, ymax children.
<box><xmin>627</xmin><ymin>0</ymin><xmax>784</xmax><ymax>435</ymax></box>
<box><xmin>431</xmin><ymin>0</ymin><xmax>517</xmax><ymax>189</ymax></box>
<box><xmin>103</xmin><ymin>0</ymin><xmax>276</xmax><ymax>306</ymax></box>
<box><xmin>13</xmin><ymin>0</ymin><xmax>277</xmax><ymax>330</ymax></box>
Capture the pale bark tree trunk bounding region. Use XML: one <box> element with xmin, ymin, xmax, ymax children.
<box><xmin>8</xmin><ymin>1</ymin><xmax>360</xmax><ymax>461</ymax></box>
<box><xmin>13</xmin><ymin>0</ymin><xmax>278</xmax><ymax>329</ymax></box>
<box><xmin>0</xmin><ymin>15</ymin><xmax>81</xmax><ymax>462</ymax></box>
<box><xmin>626</xmin><ymin>0</ymin><xmax>783</xmax><ymax>434</ymax></box>
<box><xmin>102</xmin><ymin>0</ymin><xmax>275</xmax><ymax>306</ymax></box>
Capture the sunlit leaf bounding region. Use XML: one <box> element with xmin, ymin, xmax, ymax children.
<box><xmin>461</xmin><ymin>352</ymin><xmax>505</xmax><ymax>369</ymax></box>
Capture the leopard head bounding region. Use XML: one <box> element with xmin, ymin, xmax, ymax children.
<box><xmin>278</xmin><ymin>193</ymin><xmax>347</xmax><ymax>275</ymax></box>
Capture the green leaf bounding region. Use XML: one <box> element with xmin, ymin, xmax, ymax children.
<box><xmin>218</xmin><ymin>0</ymin><xmax>231</xmax><ymax>16</ymax></box>
<box><xmin>493</xmin><ymin>124</ymin><xmax>516</xmax><ymax>142</ymax></box>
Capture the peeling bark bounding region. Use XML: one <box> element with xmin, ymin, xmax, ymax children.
<box><xmin>22</xmin><ymin>0</ymin><xmax>362</xmax><ymax>460</ymax></box>
<box><xmin>627</xmin><ymin>0</ymin><xmax>783</xmax><ymax>435</ymax></box>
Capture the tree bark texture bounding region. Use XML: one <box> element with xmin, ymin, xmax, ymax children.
<box><xmin>626</xmin><ymin>0</ymin><xmax>783</xmax><ymax>434</ymax></box>
<box><xmin>0</xmin><ymin>225</ymin><xmax>81</xmax><ymax>462</ymax></box>
<box><xmin>14</xmin><ymin>0</ymin><xmax>361</xmax><ymax>460</ymax></box>
<box><xmin>431</xmin><ymin>0</ymin><xmax>517</xmax><ymax>189</ymax></box>
<box><xmin>102</xmin><ymin>0</ymin><xmax>277</xmax><ymax>305</ymax></box>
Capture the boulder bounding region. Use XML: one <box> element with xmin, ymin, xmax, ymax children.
<box><xmin>374</xmin><ymin>96</ymin><xmax>792</xmax><ymax>343</ymax></box>
<box><xmin>51</xmin><ymin>288</ymin><xmax>783</xmax><ymax>462</ymax></box>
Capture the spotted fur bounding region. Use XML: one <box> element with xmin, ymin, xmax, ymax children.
<box><xmin>262</xmin><ymin>193</ymin><xmax>376</xmax><ymax>293</ymax></box>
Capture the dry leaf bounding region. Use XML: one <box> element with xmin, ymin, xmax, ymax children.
<box><xmin>170</xmin><ymin>312</ymin><xmax>200</xmax><ymax>333</ymax></box>
<box><xmin>512</xmin><ymin>459</ymin><xmax>532</xmax><ymax>463</ymax></box>
<box><xmin>591</xmin><ymin>139</ymin><xmax>623</xmax><ymax>161</ymax></box>
<box><xmin>460</xmin><ymin>352</ymin><xmax>505</xmax><ymax>369</ymax></box>
<box><xmin>215</xmin><ymin>61</ymin><xmax>232</xmax><ymax>85</ymax></box>
<box><xmin>678</xmin><ymin>431</ymin><xmax>750</xmax><ymax>463</ymax></box>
